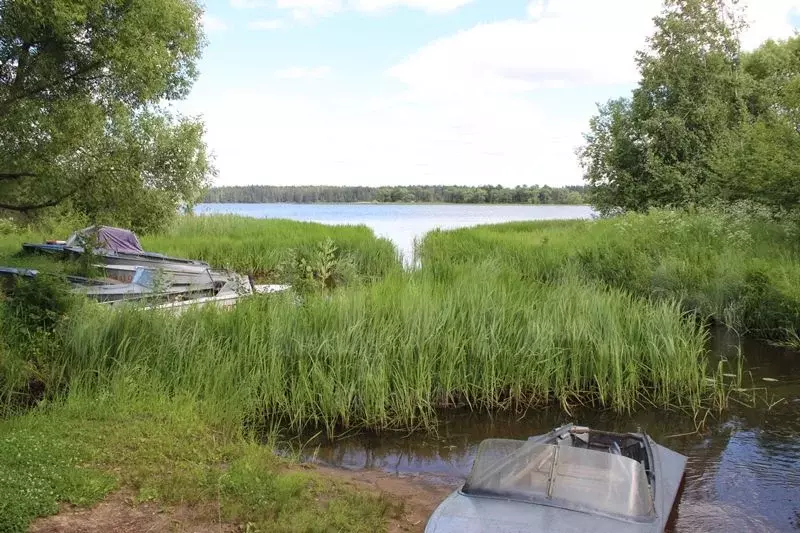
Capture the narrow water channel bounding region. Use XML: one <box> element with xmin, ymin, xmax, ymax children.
<box><xmin>299</xmin><ymin>329</ymin><xmax>800</xmax><ymax>532</ymax></box>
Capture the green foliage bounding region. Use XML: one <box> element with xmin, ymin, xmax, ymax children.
<box><xmin>203</xmin><ymin>184</ymin><xmax>589</xmax><ymax>205</ymax></box>
<box><xmin>53</xmin><ymin>266</ymin><xmax>715</xmax><ymax>436</ymax></box>
<box><xmin>0</xmin><ymin>397</ymin><xmax>392</xmax><ymax>533</ymax></box>
<box><xmin>0</xmin><ymin>412</ymin><xmax>116</xmax><ymax>533</ymax></box>
<box><xmin>2</xmin><ymin>274</ymin><xmax>74</xmax><ymax>332</ymax></box>
<box><xmin>0</xmin><ymin>0</ymin><xmax>213</xmax><ymax>231</ymax></box>
<box><xmin>219</xmin><ymin>447</ymin><xmax>391</xmax><ymax>532</ymax></box>
<box><xmin>140</xmin><ymin>215</ymin><xmax>401</xmax><ymax>282</ymax></box>
<box><xmin>420</xmin><ymin>207</ymin><xmax>800</xmax><ymax>340</ymax></box>
<box><xmin>580</xmin><ymin>0</ymin><xmax>800</xmax><ymax>214</ymax></box>
<box><xmin>0</xmin><ymin>275</ymin><xmax>77</xmax><ymax>411</ymax></box>
<box><xmin>279</xmin><ymin>238</ymin><xmax>358</xmax><ymax>294</ymax></box>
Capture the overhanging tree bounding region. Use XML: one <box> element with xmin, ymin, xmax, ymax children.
<box><xmin>0</xmin><ymin>0</ymin><xmax>214</xmax><ymax>230</ymax></box>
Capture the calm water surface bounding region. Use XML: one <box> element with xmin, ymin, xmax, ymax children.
<box><xmin>195</xmin><ymin>203</ymin><xmax>595</xmax><ymax>263</ymax></box>
<box><xmin>305</xmin><ymin>330</ymin><xmax>800</xmax><ymax>533</ymax></box>
<box><xmin>198</xmin><ymin>203</ymin><xmax>799</xmax><ymax>531</ymax></box>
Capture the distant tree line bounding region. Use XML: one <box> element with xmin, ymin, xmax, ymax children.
<box><xmin>202</xmin><ymin>185</ymin><xmax>588</xmax><ymax>205</ymax></box>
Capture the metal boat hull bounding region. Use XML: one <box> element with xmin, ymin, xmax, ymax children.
<box><xmin>425</xmin><ymin>425</ymin><xmax>687</xmax><ymax>533</ymax></box>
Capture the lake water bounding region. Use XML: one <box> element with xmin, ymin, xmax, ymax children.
<box><xmin>304</xmin><ymin>330</ymin><xmax>800</xmax><ymax>532</ymax></box>
<box><xmin>198</xmin><ymin>202</ymin><xmax>800</xmax><ymax>531</ymax></box>
<box><xmin>195</xmin><ymin>203</ymin><xmax>595</xmax><ymax>263</ymax></box>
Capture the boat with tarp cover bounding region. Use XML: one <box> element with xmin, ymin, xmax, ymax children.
<box><xmin>425</xmin><ymin>424</ymin><xmax>686</xmax><ymax>533</ymax></box>
<box><xmin>22</xmin><ymin>225</ymin><xmax>209</xmax><ymax>273</ymax></box>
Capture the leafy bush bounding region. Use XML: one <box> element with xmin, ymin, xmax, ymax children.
<box><xmin>3</xmin><ymin>275</ymin><xmax>75</xmax><ymax>333</ymax></box>
<box><xmin>279</xmin><ymin>238</ymin><xmax>358</xmax><ymax>294</ymax></box>
<box><xmin>0</xmin><ymin>218</ymin><xmax>16</xmax><ymax>235</ymax></box>
<box><xmin>0</xmin><ymin>275</ymin><xmax>76</xmax><ymax>410</ymax></box>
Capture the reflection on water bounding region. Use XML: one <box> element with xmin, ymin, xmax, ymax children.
<box><xmin>298</xmin><ymin>331</ymin><xmax>800</xmax><ymax>532</ymax></box>
<box><xmin>195</xmin><ymin>203</ymin><xmax>595</xmax><ymax>263</ymax></box>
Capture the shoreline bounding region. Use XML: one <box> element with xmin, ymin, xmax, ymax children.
<box><xmin>29</xmin><ymin>464</ymin><xmax>454</xmax><ymax>533</ymax></box>
<box><xmin>197</xmin><ymin>201</ymin><xmax>592</xmax><ymax>207</ymax></box>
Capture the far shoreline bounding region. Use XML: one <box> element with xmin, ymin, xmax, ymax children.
<box><xmin>196</xmin><ymin>201</ymin><xmax>592</xmax><ymax>207</ymax></box>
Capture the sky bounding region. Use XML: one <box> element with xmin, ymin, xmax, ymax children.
<box><xmin>185</xmin><ymin>0</ymin><xmax>800</xmax><ymax>188</ymax></box>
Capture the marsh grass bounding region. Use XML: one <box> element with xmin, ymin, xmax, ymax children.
<box><xmin>419</xmin><ymin>207</ymin><xmax>800</xmax><ymax>340</ymax></box>
<box><xmin>0</xmin><ymin>215</ymin><xmax>402</xmax><ymax>283</ymax></box>
<box><xmin>141</xmin><ymin>215</ymin><xmax>401</xmax><ymax>282</ymax></box>
<box><xmin>48</xmin><ymin>263</ymin><xmax>721</xmax><ymax>436</ymax></box>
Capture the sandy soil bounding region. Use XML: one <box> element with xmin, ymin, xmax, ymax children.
<box><xmin>29</xmin><ymin>490</ymin><xmax>234</xmax><ymax>533</ymax></box>
<box><xmin>311</xmin><ymin>465</ymin><xmax>454</xmax><ymax>533</ymax></box>
<box><xmin>29</xmin><ymin>467</ymin><xmax>454</xmax><ymax>533</ymax></box>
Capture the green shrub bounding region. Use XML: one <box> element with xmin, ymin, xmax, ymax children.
<box><xmin>3</xmin><ymin>275</ymin><xmax>75</xmax><ymax>333</ymax></box>
<box><xmin>279</xmin><ymin>238</ymin><xmax>357</xmax><ymax>294</ymax></box>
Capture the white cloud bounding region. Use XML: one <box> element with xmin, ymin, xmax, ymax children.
<box><xmin>187</xmin><ymin>86</ymin><xmax>584</xmax><ymax>187</ymax></box>
<box><xmin>229</xmin><ymin>0</ymin><xmax>268</xmax><ymax>8</ymax></box>
<box><xmin>390</xmin><ymin>0</ymin><xmax>662</xmax><ymax>96</ymax></box>
<box><xmin>201</xmin><ymin>14</ymin><xmax>229</xmax><ymax>33</ymax></box>
<box><xmin>352</xmin><ymin>0</ymin><xmax>475</xmax><ymax>13</ymax></box>
<box><xmin>274</xmin><ymin>66</ymin><xmax>332</xmax><ymax>79</ymax></box>
<box><xmin>269</xmin><ymin>0</ymin><xmax>475</xmax><ymax>18</ymax></box>
<box><xmin>740</xmin><ymin>0</ymin><xmax>800</xmax><ymax>49</ymax></box>
<box><xmin>247</xmin><ymin>19</ymin><xmax>285</xmax><ymax>30</ymax></box>
<box><xmin>277</xmin><ymin>0</ymin><xmax>342</xmax><ymax>19</ymax></box>
<box><xmin>390</xmin><ymin>0</ymin><xmax>800</xmax><ymax>98</ymax></box>
<box><xmin>189</xmin><ymin>0</ymin><xmax>800</xmax><ymax>189</ymax></box>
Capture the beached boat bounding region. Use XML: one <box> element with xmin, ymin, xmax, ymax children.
<box><xmin>22</xmin><ymin>225</ymin><xmax>209</xmax><ymax>269</ymax></box>
<box><xmin>75</xmin><ymin>266</ymin><xmax>254</xmax><ymax>307</ymax></box>
<box><xmin>2</xmin><ymin>263</ymin><xmax>257</xmax><ymax>309</ymax></box>
<box><xmin>92</xmin><ymin>262</ymin><xmax>216</xmax><ymax>285</ymax></box>
<box><xmin>425</xmin><ymin>424</ymin><xmax>686</xmax><ymax>533</ymax></box>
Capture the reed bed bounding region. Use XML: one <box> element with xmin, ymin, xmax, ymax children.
<box><xmin>419</xmin><ymin>206</ymin><xmax>800</xmax><ymax>339</ymax></box>
<box><xmin>141</xmin><ymin>215</ymin><xmax>401</xmax><ymax>281</ymax></box>
<box><xmin>0</xmin><ymin>215</ymin><xmax>402</xmax><ymax>282</ymax></box>
<box><xmin>59</xmin><ymin>265</ymin><xmax>714</xmax><ymax>435</ymax></box>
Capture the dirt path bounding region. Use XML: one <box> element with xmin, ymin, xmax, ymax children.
<box><xmin>29</xmin><ymin>490</ymin><xmax>234</xmax><ymax>533</ymax></box>
<box><xmin>311</xmin><ymin>465</ymin><xmax>454</xmax><ymax>533</ymax></box>
<box><xmin>29</xmin><ymin>467</ymin><xmax>454</xmax><ymax>533</ymax></box>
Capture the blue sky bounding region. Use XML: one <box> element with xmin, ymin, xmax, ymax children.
<box><xmin>186</xmin><ymin>0</ymin><xmax>800</xmax><ymax>187</ymax></box>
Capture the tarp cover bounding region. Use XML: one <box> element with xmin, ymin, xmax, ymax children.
<box><xmin>463</xmin><ymin>439</ymin><xmax>654</xmax><ymax>520</ymax></box>
<box><xmin>66</xmin><ymin>226</ymin><xmax>144</xmax><ymax>254</ymax></box>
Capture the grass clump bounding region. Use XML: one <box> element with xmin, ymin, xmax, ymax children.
<box><xmin>419</xmin><ymin>205</ymin><xmax>800</xmax><ymax>340</ymax></box>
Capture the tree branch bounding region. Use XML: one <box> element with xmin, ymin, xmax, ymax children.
<box><xmin>0</xmin><ymin>188</ymin><xmax>77</xmax><ymax>213</ymax></box>
<box><xmin>0</xmin><ymin>172</ymin><xmax>37</xmax><ymax>181</ymax></box>
<box><xmin>0</xmin><ymin>60</ymin><xmax>105</xmax><ymax>113</ymax></box>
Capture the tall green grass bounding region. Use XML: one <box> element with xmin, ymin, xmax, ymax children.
<box><xmin>141</xmin><ymin>215</ymin><xmax>401</xmax><ymax>281</ymax></box>
<box><xmin>420</xmin><ymin>206</ymin><xmax>800</xmax><ymax>339</ymax></box>
<box><xmin>52</xmin><ymin>265</ymin><xmax>714</xmax><ymax>435</ymax></box>
<box><xmin>0</xmin><ymin>215</ymin><xmax>402</xmax><ymax>282</ymax></box>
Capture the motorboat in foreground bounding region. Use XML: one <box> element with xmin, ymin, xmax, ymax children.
<box><xmin>425</xmin><ymin>424</ymin><xmax>686</xmax><ymax>533</ymax></box>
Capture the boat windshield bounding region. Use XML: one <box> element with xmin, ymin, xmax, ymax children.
<box><xmin>462</xmin><ymin>439</ymin><xmax>654</xmax><ymax>520</ymax></box>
